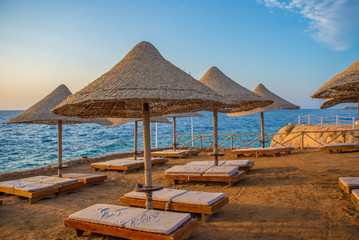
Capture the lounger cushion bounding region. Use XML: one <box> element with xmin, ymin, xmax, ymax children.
<box><xmin>124</xmin><ymin>209</ymin><xmax>191</xmax><ymax>234</ymax></box>
<box><xmin>23</xmin><ymin>176</ymin><xmax>78</xmax><ymax>185</ymax></box>
<box><xmin>123</xmin><ymin>157</ymin><xmax>165</xmax><ymax>161</ymax></box>
<box><xmin>165</xmin><ymin>165</ymin><xmax>211</xmax><ymax>176</ymax></box>
<box><xmin>352</xmin><ymin>189</ymin><xmax>359</xmax><ymax>200</ymax></box>
<box><xmin>221</xmin><ymin>160</ymin><xmax>250</xmax><ymax>167</ymax></box>
<box><xmin>125</xmin><ymin>188</ymin><xmax>188</xmax><ymax>202</ymax></box>
<box><xmin>339</xmin><ymin>177</ymin><xmax>359</xmax><ymax>187</ymax></box>
<box><xmin>69</xmin><ymin>204</ymin><xmax>146</xmax><ymax>228</ymax></box>
<box><xmin>185</xmin><ymin>161</ymin><xmax>223</xmax><ymax>166</ymax></box>
<box><xmin>0</xmin><ymin>179</ymin><xmax>55</xmax><ymax>192</ymax></box>
<box><xmin>171</xmin><ymin>191</ymin><xmax>225</xmax><ymax>206</ymax></box>
<box><xmin>202</xmin><ymin>166</ymin><xmax>239</xmax><ymax>177</ymax></box>
<box><xmin>92</xmin><ymin>160</ymin><xmax>141</xmax><ymax>167</ymax></box>
<box><xmin>61</xmin><ymin>173</ymin><xmax>103</xmax><ymax>179</ymax></box>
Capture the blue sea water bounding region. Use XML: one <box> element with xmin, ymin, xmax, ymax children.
<box><xmin>0</xmin><ymin>109</ymin><xmax>357</xmax><ymax>173</ymax></box>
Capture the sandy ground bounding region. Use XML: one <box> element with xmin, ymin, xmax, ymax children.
<box><xmin>1</xmin><ymin>149</ymin><xmax>359</xmax><ymax>240</ymax></box>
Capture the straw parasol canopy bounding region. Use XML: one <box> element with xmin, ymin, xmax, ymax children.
<box><xmin>227</xmin><ymin>83</ymin><xmax>300</xmax><ymax>117</ymax></box>
<box><xmin>199</xmin><ymin>67</ymin><xmax>273</xmax><ymax>164</ymax></box>
<box><xmin>311</xmin><ymin>59</ymin><xmax>359</xmax><ymax>99</ymax></box>
<box><xmin>107</xmin><ymin>116</ymin><xmax>171</xmax><ymax>159</ymax></box>
<box><xmin>8</xmin><ymin>84</ymin><xmax>111</xmax><ymax>125</ymax></box>
<box><xmin>320</xmin><ymin>97</ymin><xmax>358</xmax><ymax>109</ymax></box>
<box><xmin>199</xmin><ymin>67</ymin><xmax>273</xmax><ymax>112</ymax></box>
<box><xmin>227</xmin><ymin>83</ymin><xmax>299</xmax><ymax>148</ymax></box>
<box><xmin>7</xmin><ymin>84</ymin><xmax>111</xmax><ymax>177</ymax></box>
<box><xmin>163</xmin><ymin>112</ymin><xmax>205</xmax><ymax>151</ymax></box>
<box><xmin>52</xmin><ymin>44</ymin><xmax>234</xmax><ymax>119</ymax></box>
<box><xmin>52</xmin><ymin>41</ymin><xmax>240</xmax><ymax>209</ymax></box>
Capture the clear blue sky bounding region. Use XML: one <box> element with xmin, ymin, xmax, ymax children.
<box><xmin>0</xmin><ymin>0</ymin><xmax>358</xmax><ymax>110</ymax></box>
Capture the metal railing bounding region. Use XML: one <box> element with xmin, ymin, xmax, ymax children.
<box><xmin>176</xmin><ymin>129</ymin><xmax>359</xmax><ymax>150</ymax></box>
<box><xmin>291</xmin><ymin>114</ymin><xmax>357</xmax><ymax>128</ymax></box>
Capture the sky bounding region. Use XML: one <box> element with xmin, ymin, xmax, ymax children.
<box><xmin>0</xmin><ymin>0</ymin><xmax>358</xmax><ymax>110</ymax></box>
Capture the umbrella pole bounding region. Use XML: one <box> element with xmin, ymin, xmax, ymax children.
<box><xmin>142</xmin><ymin>103</ymin><xmax>153</xmax><ymax>209</ymax></box>
<box><xmin>191</xmin><ymin>117</ymin><xmax>194</xmax><ymax>147</ymax></box>
<box><xmin>134</xmin><ymin>121</ymin><xmax>138</xmax><ymax>160</ymax></box>
<box><xmin>213</xmin><ymin>110</ymin><xmax>219</xmax><ymax>166</ymax></box>
<box><xmin>173</xmin><ymin>117</ymin><xmax>176</xmax><ymax>151</ymax></box>
<box><xmin>260</xmin><ymin>112</ymin><xmax>265</xmax><ymax>148</ymax></box>
<box><xmin>57</xmin><ymin>120</ymin><xmax>63</xmax><ymax>177</ymax></box>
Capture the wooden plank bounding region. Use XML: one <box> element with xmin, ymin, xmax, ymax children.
<box><xmin>64</xmin><ymin>217</ymin><xmax>197</xmax><ymax>240</ymax></box>
<box><xmin>119</xmin><ymin>197</ymin><xmax>229</xmax><ymax>216</ymax></box>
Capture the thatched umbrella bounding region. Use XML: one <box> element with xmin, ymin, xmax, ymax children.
<box><xmin>107</xmin><ymin>117</ymin><xmax>171</xmax><ymax>159</ymax></box>
<box><xmin>199</xmin><ymin>67</ymin><xmax>272</xmax><ymax>164</ymax></box>
<box><xmin>228</xmin><ymin>83</ymin><xmax>299</xmax><ymax>147</ymax></box>
<box><xmin>320</xmin><ymin>97</ymin><xmax>358</xmax><ymax>109</ymax></box>
<box><xmin>7</xmin><ymin>84</ymin><xmax>111</xmax><ymax>177</ymax></box>
<box><xmin>312</xmin><ymin>59</ymin><xmax>359</xmax><ymax>116</ymax></box>
<box><xmin>52</xmin><ymin>41</ymin><xmax>239</xmax><ymax>209</ymax></box>
<box><xmin>164</xmin><ymin>112</ymin><xmax>205</xmax><ymax>150</ymax></box>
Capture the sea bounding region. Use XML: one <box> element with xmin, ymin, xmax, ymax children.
<box><xmin>0</xmin><ymin>109</ymin><xmax>357</xmax><ymax>173</ymax></box>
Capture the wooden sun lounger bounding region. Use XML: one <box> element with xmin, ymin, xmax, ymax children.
<box><xmin>23</xmin><ymin>176</ymin><xmax>84</xmax><ymax>195</ymax></box>
<box><xmin>320</xmin><ymin>143</ymin><xmax>359</xmax><ymax>153</ymax></box>
<box><xmin>166</xmin><ymin>171</ymin><xmax>246</xmax><ymax>187</ymax></box>
<box><xmin>91</xmin><ymin>161</ymin><xmax>143</xmax><ymax>173</ymax></box>
<box><xmin>54</xmin><ymin>173</ymin><xmax>107</xmax><ymax>187</ymax></box>
<box><xmin>119</xmin><ymin>196</ymin><xmax>228</xmax><ymax>223</ymax></box>
<box><xmin>151</xmin><ymin>151</ymin><xmax>188</xmax><ymax>158</ymax></box>
<box><xmin>64</xmin><ymin>204</ymin><xmax>198</xmax><ymax>240</ymax></box>
<box><xmin>338</xmin><ymin>177</ymin><xmax>359</xmax><ymax>194</ymax></box>
<box><xmin>232</xmin><ymin>147</ymin><xmax>283</xmax><ymax>157</ymax></box>
<box><xmin>186</xmin><ymin>160</ymin><xmax>254</xmax><ymax>171</ymax></box>
<box><xmin>0</xmin><ymin>180</ymin><xmax>59</xmax><ymax>204</ymax></box>
<box><xmin>64</xmin><ymin>217</ymin><xmax>197</xmax><ymax>240</ymax></box>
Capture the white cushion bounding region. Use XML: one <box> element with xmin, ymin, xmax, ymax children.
<box><xmin>339</xmin><ymin>177</ymin><xmax>359</xmax><ymax>187</ymax></box>
<box><xmin>165</xmin><ymin>165</ymin><xmax>211</xmax><ymax>175</ymax></box>
<box><xmin>233</xmin><ymin>147</ymin><xmax>282</xmax><ymax>152</ymax></box>
<box><xmin>69</xmin><ymin>204</ymin><xmax>146</xmax><ymax>228</ymax></box>
<box><xmin>92</xmin><ymin>160</ymin><xmax>141</xmax><ymax>167</ymax></box>
<box><xmin>0</xmin><ymin>179</ymin><xmax>55</xmax><ymax>192</ymax></box>
<box><xmin>23</xmin><ymin>176</ymin><xmax>78</xmax><ymax>185</ymax></box>
<box><xmin>123</xmin><ymin>157</ymin><xmax>165</xmax><ymax>161</ymax></box>
<box><xmin>352</xmin><ymin>189</ymin><xmax>359</xmax><ymax>200</ymax></box>
<box><xmin>124</xmin><ymin>209</ymin><xmax>190</xmax><ymax>234</ymax></box>
<box><xmin>185</xmin><ymin>161</ymin><xmax>223</xmax><ymax>166</ymax></box>
<box><xmin>125</xmin><ymin>188</ymin><xmax>188</xmax><ymax>202</ymax></box>
<box><xmin>204</xmin><ymin>166</ymin><xmax>238</xmax><ymax>175</ymax></box>
<box><xmin>172</xmin><ymin>191</ymin><xmax>225</xmax><ymax>206</ymax></box>
<box><xmin>221</xmin><ymin>160</ymin><xmax>250</xmax><ymax>167</ymax></box>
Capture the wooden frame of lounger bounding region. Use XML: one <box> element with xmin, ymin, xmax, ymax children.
<box><xmin>238</xmin><ymin>161</ymin><xmax>254</xmax><ymax>171</ymax></box>
<box><xmin>119</xmin><ymin>196</ymin><xmax>229</xmax><ymax>223</ymax></box>
<box><xmin>0</xmin><ymin>185</ymin><xmax>59</xmax><ymax>204</ymax></box>
<box><xmin>55</xmin><ymin>181</ymin><xmax>84</xmax><ymax>195</ymax></box>
<box><xmin>282</xmin><ymin>147</ymin><xmax>294</xmax><ymax>154</ymax></box>
<box><xmin>320</xmin><ymin>144</ymin><xmax>359</xmax><ymax>154</ymax></box>
<box><xmin>64</xmin><ymin>217</ymin><xmax>198</xmax><ymax>240</ymax></box>
<box><xmin>351</xmin><ymin>193</ymin><xmax>359</xmax><ymax>208</ymax></box>
<box><xmin>232</xmin><ymin>148</ymin><xmax>282</xmax><ymax>157</ymax></box>
<box><xmin>166</xmin><ymin>171</ymin><xmax>246</xmax><ymax>187</ymax></box>
<box><xmin>91</xmin><ymin>162</ymin><xmax>143</xmax><ymax>173</ymax></box>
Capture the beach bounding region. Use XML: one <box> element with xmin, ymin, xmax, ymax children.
<box><xmin>1</xmin><ymin>149</ymin><xmax>359</xmax><ymax>239</ymax></box>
